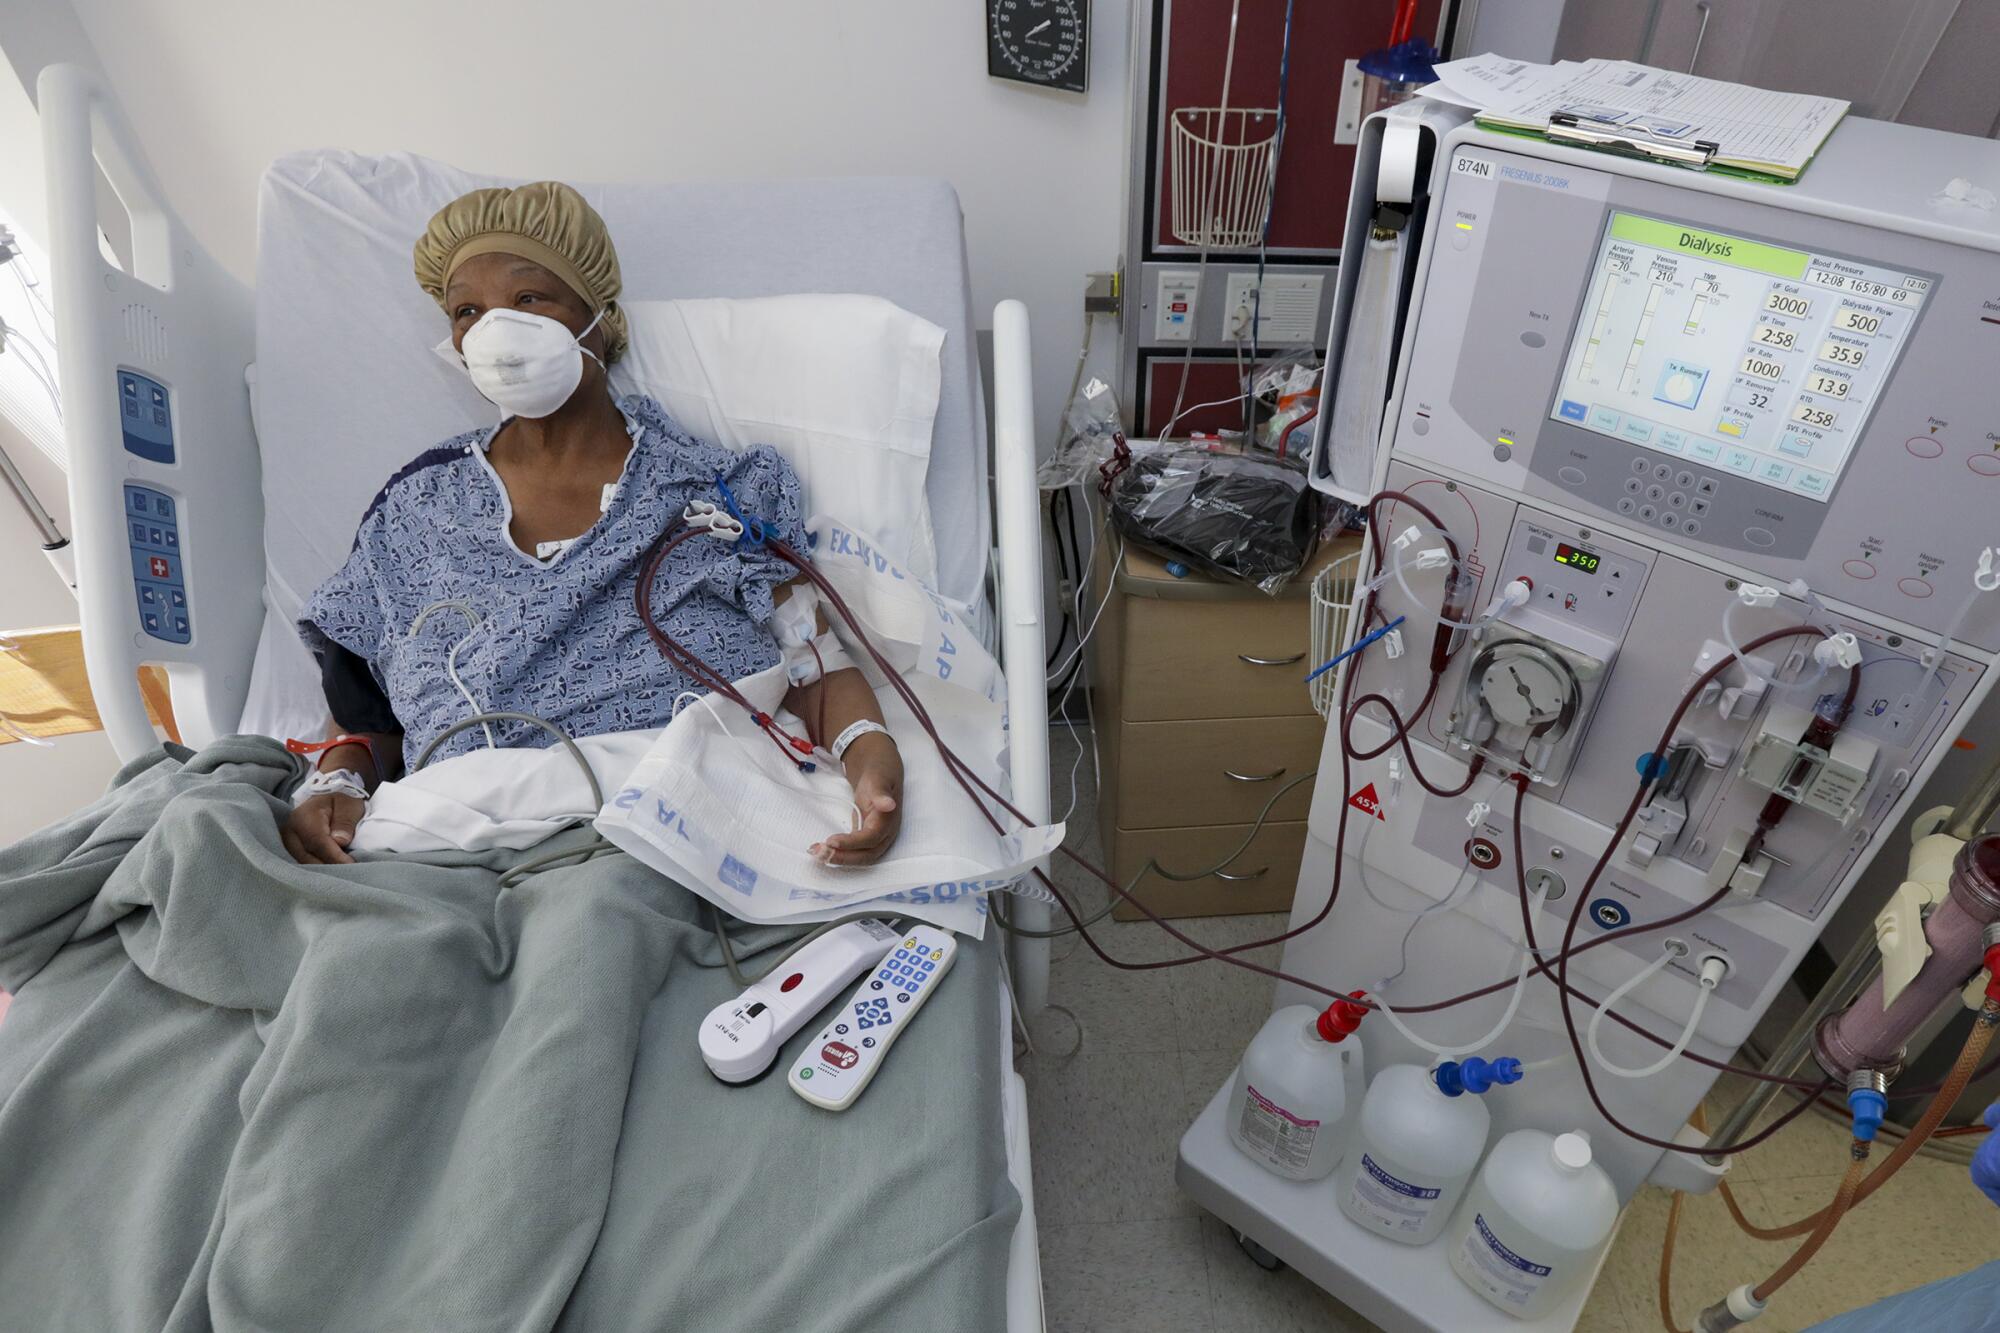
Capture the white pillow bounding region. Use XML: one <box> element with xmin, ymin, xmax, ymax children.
<box><xmin>612</xmin><ymin>294</ymin><xmax>944</xmax><ymax>585</ymax></box>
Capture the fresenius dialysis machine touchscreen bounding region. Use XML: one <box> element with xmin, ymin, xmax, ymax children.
<box><xmin>1552</xmin><ymin>212</ymin><xmax>1931</xmax><ymax>511</ymax></box>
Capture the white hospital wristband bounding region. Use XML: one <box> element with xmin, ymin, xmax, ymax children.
<box><xmin>830</xmin><ymin>719</ymin><xmax>894</xmax><ymax>763</ymax></box>
<box><xmin>294</xmin><ymin>767</ymin><xmax>371</xmax><ymax>806</ymax></box>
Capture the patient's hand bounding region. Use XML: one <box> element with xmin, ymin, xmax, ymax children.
<box><xmin>814</xmin><ymin>733</ymin><xmax>903</xmax><ymax>867</ymax></box>
<box><xmin>283</xmin><ymin>793</ymin><xmax>366</xmax><ymax>865</ymax></box>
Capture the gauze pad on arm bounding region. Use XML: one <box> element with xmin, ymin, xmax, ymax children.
<box><xmin>772</xmin><ymin>584</ymin><xmax>855</xmax><ymax>686</ymax></box>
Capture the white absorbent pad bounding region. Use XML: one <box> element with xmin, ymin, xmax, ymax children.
<box><xmin>350</xmin><ymin>730</ymin><xmax>659</xmax><ymax>854</ymax></box>
<box><xmin>595</xmin><ymin>514</ymin><xmax>1063</xmax><ymax>939</ymax></box>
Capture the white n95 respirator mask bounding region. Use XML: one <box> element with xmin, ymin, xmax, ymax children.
<box><xmin>436</xmin><ymin>307</ymin><xmax>605</xmax><ymax>419</ymax></box>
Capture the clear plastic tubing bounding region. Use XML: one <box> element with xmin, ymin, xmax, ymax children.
<box><xmin>1721</xmin><ymin>587</ymin><xmax>1829</xmax><ymax>692</ymax></box>
<box><xmin>1386</xmin><ymin>532</ymin><xmax>1494</xmax><ymax>632</ymax></box>
<box><xmin>1585</xmin><ymin>944</ymin><xmax>1713</xmax><ymax>1079</ymax></box>
<box><xmin>1907</xmin><ymin>579</ymin><xmax>1985</xmax><ymax>719</ymax></box>
<box><xmin>1372</xmin><ymin>884</ymin><xmax>1550</xmax><ymax>1059</ymax></box>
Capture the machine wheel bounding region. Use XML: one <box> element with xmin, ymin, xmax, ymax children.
<box><xmin>1231</xmin><ymin>1227</ymin><xmax>1285</xmax><ymax>1272</ymax></box>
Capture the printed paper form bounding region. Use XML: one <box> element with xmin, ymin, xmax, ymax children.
<box><xmin>1420</xmin><ymin>56</ymin><xmax>1848</xmax><ymax>177</ymax></box>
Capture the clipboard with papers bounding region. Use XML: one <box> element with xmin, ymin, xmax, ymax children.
<box><xmin>1419</xmin><ymin>56</ymin><xmax>1849</xmax><ymax>183</ymax></box>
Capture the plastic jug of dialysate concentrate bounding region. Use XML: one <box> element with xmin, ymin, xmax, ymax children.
<box><xmin>1338</xmin><ymin>1057</ymin><xmax>1521</xmax><ymax>1245</ymax></box>
<box><xmin>1225</xmin><ymin>993</ymin><xmax>1369</xmax><ymax>1181</ymax></box>
<box><xmin>1447</xmin><ymin>1127</ymin><xmax>1618</xmax><ymax>1320</ymax></box>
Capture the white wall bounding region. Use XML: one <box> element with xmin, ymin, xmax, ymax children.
<box><xmin>30</xmin><ymin>0</ymin><xmax>1134</xmax><ymax>450</ymax></box>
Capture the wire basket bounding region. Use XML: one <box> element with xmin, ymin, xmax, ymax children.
<box><xmin>1308</xmin><ymin>549</ymin><xmax>1365</xmax><ymax>719</ymax></box>
<box><xmin>1168</xmin><ymin>107</ymin><xmax>1280</xmax><ymax>250</ymax></box>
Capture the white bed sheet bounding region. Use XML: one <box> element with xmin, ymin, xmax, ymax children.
<box><xmin>241</xmin><ymin>150</ymin><xmax>990</xmax><ymax>740</ymax></box>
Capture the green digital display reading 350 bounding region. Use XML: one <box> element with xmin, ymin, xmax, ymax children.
<box><xmin>1554</xmin><ymin>542</ymin><xmax>1600</xmax><ymax>574</ymax></box>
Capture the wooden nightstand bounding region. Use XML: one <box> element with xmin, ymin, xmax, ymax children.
<box><xmin>1086</xmin><ymin>533</ymin><xmax>1359</xmax><ymax>918</ymax></box>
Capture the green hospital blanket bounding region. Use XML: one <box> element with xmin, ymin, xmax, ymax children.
<box><xmin>0</xmin><ymin>736</ymin><xmax>1015</xmax><ymax>1331</ymax></box>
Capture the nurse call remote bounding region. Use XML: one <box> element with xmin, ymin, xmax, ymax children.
<box><xmin>698</xmin><ymin>918</ymin><xmax>901</xmax><ymax>1083</ymax></box>
<box><xmin>789</xmin><ymin>924</ymin><xmax>958</xmax><ymax>1111</ymax></box>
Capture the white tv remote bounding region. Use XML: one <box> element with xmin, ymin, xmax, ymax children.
<box><xmin>698</xmin><ymin>918</ymin><xmax>901</xmax><ymax>1084</ymax></box>
<box><xmin>789</xmin><ymin>924</ymin><xmax>958</xmax><ymax>1111</ymax></box>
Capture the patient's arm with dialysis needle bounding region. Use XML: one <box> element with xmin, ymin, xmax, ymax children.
<box><xmin>777</xmin><ymin>576</ymin><xmax>904</xmax><ymax>867</ymax></box>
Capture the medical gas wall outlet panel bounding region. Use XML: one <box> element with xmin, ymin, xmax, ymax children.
<box><xmin>790</xmin><ymin>926</ymin><xmax>957</xmax><ymax>1111</ymax></box>
<box><xmin>698</xmin><ymin>919</ymin><xmax>900</xmax><ymax>1083</ymax></box>
<box><xmin>1153</xmin><ymin>270</ymin><xmax>1201</xmax><ymax>342</ymax></box>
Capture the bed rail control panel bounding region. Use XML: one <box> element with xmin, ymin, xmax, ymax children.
<box><xmin>124</xmin><ymin>484</ymin><xmax>190</xmax><ymax>644</ymax></box>
<box><xmin>117</xmin><ymin>370</ymin><xmax>176</xmax><ymax>464</ymax></box>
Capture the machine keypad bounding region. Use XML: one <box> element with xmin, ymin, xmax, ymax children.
<box><xmin>124</xmin><ymin>484</ymin><xmax>190</xmax><ymax>644</ymax></box>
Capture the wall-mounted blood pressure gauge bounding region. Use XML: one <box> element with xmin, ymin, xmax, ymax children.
<box><xmin>987</xmin><ymin>0</ymin><xmax>1089</xmax><ymax>94</ymax></box>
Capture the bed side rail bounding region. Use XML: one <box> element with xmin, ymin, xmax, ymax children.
<box><xmin>39</xmin><ymin>63</ymin><xmax>263</xmax><ymax>760</ymax></box>
<box><xmin>990</xmin><ymin>299</ymin><xmax>1050</xmax><ymax>1015</ymax></box>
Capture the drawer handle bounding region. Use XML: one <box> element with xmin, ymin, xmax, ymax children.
<box><xmin>1224</xmin><ymin>767</ymin><xmax>1287</xmax><ymax>783</ymax></box>
<box><xmin>1237</xmin><ymin>651</ymin><xmax>1305</xmax><ymax>667</ymax></box>
<box><xmin>1215</xmin><ymin>865</ymin><xmax>1270</xmax><ymax>882</ymax></box>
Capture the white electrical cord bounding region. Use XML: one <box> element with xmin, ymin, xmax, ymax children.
<box><xmin>1370</xmin><ymin>880</ymin><xmax>1551</xmax><ymax>1060</ymax></box>
<box><xmin>1161</xmin><ymin>386</ymin><xmax>1264</xmax><ymax>438</ymax></box>
<box><xmin>1050</xmin><ymin>514</ymin><xmax>1119</xmax><ymax>828</ymax></box>
<box><xmin>1585</xmin><ymin>945</ymin><xmax>1724</xmax><ymax>1079</ymax></box>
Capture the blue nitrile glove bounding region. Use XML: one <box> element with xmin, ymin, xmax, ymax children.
<box><xmin>1972</xmin><ymin>1102</ymin><xmax>2000</xmax><ymax>1206</ymax></box>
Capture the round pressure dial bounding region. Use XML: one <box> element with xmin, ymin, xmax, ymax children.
<box><xmin>1478</xmin><ymin>654</ymin><xmax>1570</xmax><ymax>729</ymax></box>
<box><xmin>988</xmin><ymin>0</ymin><xmax>1089</xmax><ymax>93</ymax></box>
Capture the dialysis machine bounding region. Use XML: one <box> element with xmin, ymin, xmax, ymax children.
<box><xmin>1179</xmin><ymin>100</ymin><xmax>2000</xmax><ymax>1330</ymax></box>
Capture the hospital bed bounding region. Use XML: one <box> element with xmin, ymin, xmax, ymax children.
<box><xmin>27</xmin><ymin>63</ymin><xmax>1049</xmax><ymax>1329</ymax></box>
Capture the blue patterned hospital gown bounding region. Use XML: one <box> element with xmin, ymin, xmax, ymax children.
<box><xmin>299</xmin><ymin>394</ymin><xmax>803</xmax><ymax>769</ymax></box>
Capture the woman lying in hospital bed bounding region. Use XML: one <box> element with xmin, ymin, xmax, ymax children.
<box><xmin>282</xmin><ymin>181</ymin><xmax>905</xmax><ymax>868</ymax></box>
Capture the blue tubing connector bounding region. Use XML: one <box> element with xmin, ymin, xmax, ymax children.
<box><xmin>1433</xmin><ymin>1056</ymin><xmax>1525</xmax><ymax>1097</ymax></box>
<box><xmin>1847</xmin><ymin>1086</ymin><xmax>1888</xmax><ymax>1142</ymax></box>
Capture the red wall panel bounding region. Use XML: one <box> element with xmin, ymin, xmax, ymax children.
<box><xmin>1151</xmin><ymin>0</ymin><xmax>1444</xmax><ymax>255</ymax></box>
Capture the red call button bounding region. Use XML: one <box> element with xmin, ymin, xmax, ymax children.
<box><xmin>822</xmin><ymin>1042</ymin><xmax>859</xmax><ymax>1070</ymax></box>
<box><xmin>779</xmin><ymin>972</ymin><xmax>804</xmax><ymax>993</ymax></box>
<box><xmin>149</xmin><ymin>556</ymin><xmax>171</xmax><ymax>578</ymax></box>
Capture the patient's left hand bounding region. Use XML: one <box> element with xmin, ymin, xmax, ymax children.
<box><xmin>815</xmin><ymin>734</ymin><xmax>903</xmax><ymax>867</ymax></box>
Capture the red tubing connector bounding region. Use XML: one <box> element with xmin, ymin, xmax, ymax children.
<box><xmin>1984</xmin><ymin>943</ymin><xmax>2000</xmax><ymax>1006</ymax></box>
<box><xmin>1318</xmin><ymin>990</ymin><xmax>1368</xmax><ymax>1043</ymax></box>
